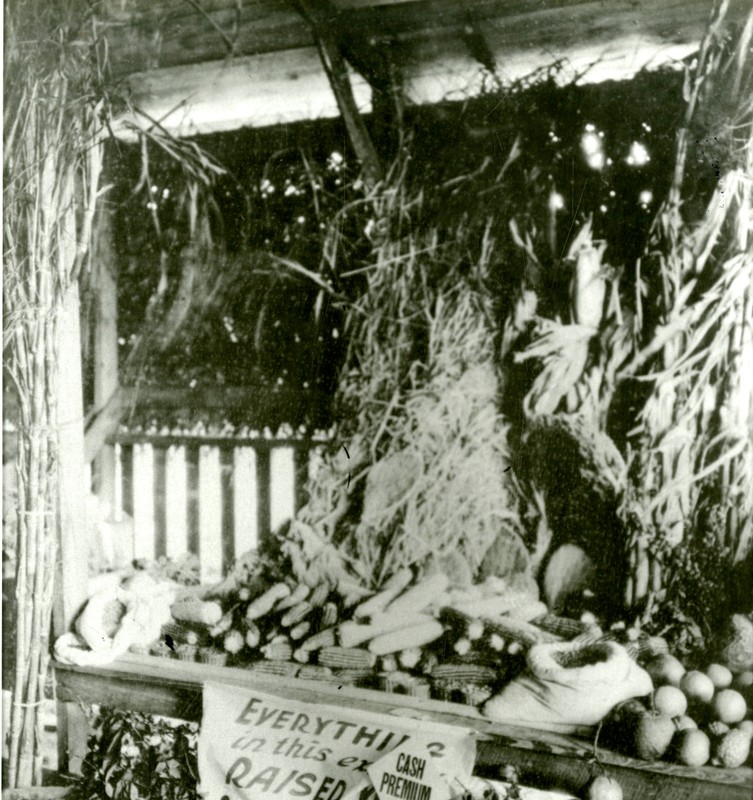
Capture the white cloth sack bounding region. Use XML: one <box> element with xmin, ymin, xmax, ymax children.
<box><xmin>483</xmin><ymin>640</ymin><xmax>652</xmax><ymax>732</ymax></box>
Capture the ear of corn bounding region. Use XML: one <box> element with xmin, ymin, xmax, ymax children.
<box><xmin>171</xmin><ymin>597</ymin><xmax>223</xmax><ymax>626</ymax></box>
<box><xmin>439</xmin><ymin>607</ymin><xmax>483</xmax><ymax>640</ymax></box>
<box><xmin>318</xmin><ymin>646</ymin><xmax>378</xmax><ymax>669</ymax></box>
<box><xmin>531</xmin><ymin>614</ymin><xmax>595</xmax><ymax>639</ymax></box>
<box><xmin>293</xmin><ymin>647</ymin><xmax>312</xmax><ymax>664</ymax></box>
<box><xmin>247</xmin><ymin>660</ymin><xmax>300</xmax><ymax>678</ymax></box>
<box><xmin>354</xmin><ymin>586</ymin><xmax>404</xmax><ymax>620</ymax></box>
<box><xmin>339</xmin><ymin>612</ymin><xmax>437</xmax><ymax>648</ymax></box>
<box><xmin>290</xmin><ymin>620</ymin><xmax>312</xmax><ymax>640</ymax></box>
<box><xmin>368</xmin><ymin>619</ymin><xmax>445</xmax><ymax>655</ymax></box>
<box><xmin>308</xmin><ymin>581</ymin><xmax>331</xmax><ymax>607</ymax></box>
<box><xmin>398</xmin><ymin>647</ymin><xmax>423</xmax><ymax>669</ymax></box>
<box><xmin>299</xmin><ymin>627</ymin><xmax>337</xmax><ymax>652</ymax></box>
<box><xmin>244</xmin><ymin>622</ymin><xmax>261</xmax><ymax>649</ymax></box>
<box><xmin>281</xmin><ymin>601</ymin><xmax>313</xmax><ymax>627</ymax></box>
<box><xmin>507</xmin><ymin>600</ymin><xmax>549</xmax><ymax>623</ymax></box>
<box><xmin>276</xmin><ymin>583</ymin><xmax>311</xmax><ymax>611</ymax></box>
<box><xmin>320</xmin><ymin>601</ymin><xmax>339</xmax><ymax>628</ymax></box>
<box><xmin>261</xmin><ymin>641</ymin><xmax>294</xmax><ymax>661</ymax></box>
<box><xmin>482</xmin><ymin>616</ymin><xmax>560</xmax><ymax>648</ymax></box>
<box><xmin>430</xmin><ymin>663</ymin><xmax>498</xmax><ymax>683</ymax></box>
<box><xmin>246</xmin><ymin>583</ymin><xmax>292</xmax><ymax>620</ymax></box>
<box><xmin>383</xmin><ymin>573</ymin><xmax>449</xmax><ymax>616</ymax></box>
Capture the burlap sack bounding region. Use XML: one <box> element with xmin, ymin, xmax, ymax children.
<box><xmin>483</xmin><ymin>640</ymin><xmax>652</xmax><ymax>732</ymax></box>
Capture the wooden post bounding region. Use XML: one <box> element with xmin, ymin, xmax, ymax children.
<box><xmin>92</xmin><ymin>207</ymin><xmax>119</xmax><ymax>514</ymax></box>
<box><xmin>54</xmin><ymin>282</ymin><xmax>90</xmax><ymax>775</ymax></box>
<box><xmin>294</xmin><ymin>0</ymin><xmax>383</xmax><ymax>188</ymax></box>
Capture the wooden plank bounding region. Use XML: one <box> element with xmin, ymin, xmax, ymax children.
<box><xmin>198</xmin><ymin>445</ymin><xmax>223</xmax><ymax>583</ymax></box>
<box><xmin>233</xmin><ymin>446</ymin><xmax>259</xmax><ymax>556</ymax></box>
<box><xmin>105</xmin><ymin>0</ymin><xmax>750</xmax><ymax>139</ymax></box>
<box><xmin>54</xmin><ymin>655</ymin><xmax>753</xmax><ymax>800</ymax></box>
<box><xmin>165</xmin><ymin>444</ymin><xmax>189</xmax><ymax>559</ymax></box>
<box><xmin>110</xmin><ymin>432</ymin><xmax>313</xmax><ymax>449</ymax></box>
<box><xmin>131</xmin><ymin>442</ymin><xmax>155</xmax><ymax>560</ymax></box>
<box><xmin>98</xmin><ymin>0</ymin><xmax>743</xmax><ymax>76</ymax></box>
<box><xmin>91</xmin><ymin>205</ymin><xmax>119</xmax><ymax>512</ymax></box>
<box><xmin>269</xmin><ymin>445</ymin><xmax>297</xmax><ymax>533</ymax></box>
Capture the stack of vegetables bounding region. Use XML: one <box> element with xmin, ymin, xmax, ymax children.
<box><xmin>157</xmin><ymin>564</ymin><xmax>611</xmax><ymax>704</ymax></box>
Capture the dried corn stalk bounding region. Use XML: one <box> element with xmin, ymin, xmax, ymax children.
<box><xmin>3</xmin><ymin>10</ymin><xmax>105</xmax><ymax>786</ymax></box>
<box><xmin>622</xmin><ymin>5</ymin><xmax>753</xmax><ymax>607</ymax></box>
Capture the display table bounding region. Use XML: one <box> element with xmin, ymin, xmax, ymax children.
<box><xmin>55</xmin><ymin>655</ymin><xmax>753</xmax><ymax>800</ymax></box>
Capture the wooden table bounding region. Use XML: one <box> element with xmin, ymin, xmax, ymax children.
<box><xmin>55</xmin><ymin>655</ymin><xmax>752</xmax><ymax>800</ymax></box>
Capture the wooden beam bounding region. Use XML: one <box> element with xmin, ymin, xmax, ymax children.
<box><xmin>294</xmin><ymin>0</ymin><xmax>383</xmax><ymax>187</ymax></box>
<box><xmin>54</xmin><ymin>283</ymin><xmax>91</xmax><ymax>776</ymax></box>
<box><xmin>54</xmin><ymin>654</ymin><xmax>753</xmax><ymax>800</ymax></box>
<box><xmin>108</xmin><ymin>0</ymin><xmax>751</xmax><ymax>139</ymax></box>
<box><xmin>92</xmin><ymin>206</ymin><xmax>119</xmax><ymax>506</ymax></box>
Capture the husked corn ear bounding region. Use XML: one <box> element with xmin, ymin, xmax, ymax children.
<box><xmin>171</xmin><ymin>597</ymin><xmax>223</xmax><ymax>626</ymax></box>
<box><xmin>335</xmin><ymin>669</ymin><xmax>375</xmax><ymax>686</ymax></box>
<box><xmin>293</xmin><ymin>647</ymin><xmax>311</xmax><ymax>664</ymax></box>
<box><xmin>430</xmin><ymin>663</ymin><xmax>497</xmax><ymax>684</ymax></box>
<box><xmin>380</xmin><ymin>655</ymin><xmax>398</xmax><ymax>672</ymax></box>
<box><xmin>339</xmin><ymin>613</ymin><xmax>437</xmax><ymax>648</ymax></box>
<box><xmin>454</xmin><ymin>637</ymin><xmax>472</xmax><ymax>656</ymax></box>
<box><xmin>439</xmin><ymin>608</ymin><xmax>483</xmax><ymax>640</ymax></box>
<box><xmin>297</xmin><ymin>665</ymin><xmax>335</xmax><ymax>682</ymax></box>
<box><xmin>318</xmin><ymin>646</ymin><xmax>377</xmax><ymax>669</ymax></box>
<box><xmin>244</xmin><ymin>622</ymin><xmax>261</xmax><ymax>648</ymax></box>
<box><xmin>488</xmin><ymin>633</ymin><xmax>505</xmax><ymax>652</ymax></box>
<box><xmin>507</xmin><ymin>601</ymin><xmax>549</xmax><ymax>623</ymax></box>
<box><xmin>309</xmin><ymin>581</ymin><xmax>331</xmax><ymax>607</ymax></box>
<box><xmin>281</xmin><ymin>601</ymin><xmax>313</xmax><ymax>627</ymax></box>
<box><xmin>162</xmin><ymin>621</ymin><xmax>209</xmax><ymax>646</ymax></box>
<box><xmin>320</xmin><ymin>602</ymin><xmax>339</xmax><ymax>628</ymax></box>
<box><xmin>290</xmin><ymin>620</ymin><xmax>312</xmax><ymax>640</ymax></box>
<box><xmin>261</xmin><ymin>641</ymin><xmax>293</xmax><ymax>661</ymax></box>
<box><xmin>300</xmin><ymin>627</ymin><xmax>337</xmax><ymax>652</ymax></box>
<box><xmin>398</xmin><ymin>648</ymin><xmax>423</xmax><ymax>669</ymax></box>
<box><xmin>482</xmin><ymin>616</ymin><xmax>560</xmax><ymax>648</ymax></box>
<box><xmin>276</xmin><ymin>582</ymin><xmax>311</xmax><ymax>611</ymax></box>
<box><xmin>209</xmin><ymin>611</ymin><xmax>234</xmax><ymax>637</ymax></box>
<box><xmin>247</xmin><ymin>660</ymin><xmax>300</xmax><ymax>678</ymax></box>
<box><xmin>383</xmin><ymin>573</ymin><xmax>449</xmax><ymax>617</ymax></box>
<box><xmin>354</xmin><ymin>568</ymin><xmax>413</xmax><ymax>620</ymax></box>
<box><xmin>368</xmin><ymin>619</ymin><xmax>445</xmax><ymax>656</ymax></box>
<box><xmin>420</xmin><ymin>651</ymin><xmax>439</xmax><ymax>675</ymax></box>
<box><xmin>383</xmin><ymin>672</ymin><xmax>431</xmax><ymax>698</ymax></box>
<box><xmin>532</xmin><ymin>614</ymin><xmax>595</xmax><ymax>639</ymax></box>
<box><xmin>246</xmin><ymin>583</ymin><xmax>291</xmax><ymax>620</ymax></box>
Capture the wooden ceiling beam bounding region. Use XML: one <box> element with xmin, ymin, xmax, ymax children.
<box><xmin>104</xmin><ymin>0</ymin><xmax>750</xmax><ymax>139</ymax></box>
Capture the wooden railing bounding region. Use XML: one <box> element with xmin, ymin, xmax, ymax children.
<box><xmin>107</xmin><ymin>425</ymin><xmax>329</xmax><ymax>583</ymax></box>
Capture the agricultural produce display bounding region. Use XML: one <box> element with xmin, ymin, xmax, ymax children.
<box><xmin>61</xmin><ymin>554</ymin><xmax>752</xmax><ymax>774</ymax></box>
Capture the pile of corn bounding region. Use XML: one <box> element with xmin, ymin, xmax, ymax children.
<box><xmin>147</xmin><ymin>569</ymin><xmax>666</xmax><ymax>708</ymax></box>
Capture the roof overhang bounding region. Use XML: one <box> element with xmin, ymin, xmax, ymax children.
<box><xmin>102</xmin><ymin>0</ymin><xmax>748</xmax><ymax>140</ymax></box>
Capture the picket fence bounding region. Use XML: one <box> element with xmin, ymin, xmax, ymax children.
<box><xmin>107</xmin><ymin>425</ymin><xmax>329</xmax><ymax>584</ymax></box>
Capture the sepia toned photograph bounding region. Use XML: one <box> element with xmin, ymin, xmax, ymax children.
<box><xmin>3</xmin><ymin>1</ymin><xmax>753</xmax><ymax>799</ymax></box>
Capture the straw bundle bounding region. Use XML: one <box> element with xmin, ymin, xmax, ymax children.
<box><xmin>296</xmin><ymin>166</ymin><xmax>524</xmax><ymax>589</ymax></box>
<box><xmin>3</xmin><ymin>7</ymin><xmax>105</xmax><ymax>786</ymax></box>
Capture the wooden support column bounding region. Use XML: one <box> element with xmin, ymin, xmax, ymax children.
<box><xmin>54</xmin><ymin>282</ymin><xmax>90</xmax><ymax>775</ymax></box>
<box><xmin>92</xmin><ymin>206</ymin><xmax>119</xmax><ymax>513</ymax></box>
<box><xmin>294</xmin><ymin>0</ymin><xmax>383</xmax><ymax>188</ymax></box>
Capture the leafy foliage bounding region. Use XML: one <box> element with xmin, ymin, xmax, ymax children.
<box><xmin>74</xmin><ymin>709</ymin><xmax>198</xmax><ymax>800</ymax></box>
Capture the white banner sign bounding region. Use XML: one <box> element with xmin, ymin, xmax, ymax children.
<box><xmin>198</xmin><ymin>683</ymin><xmax>476</xmax><ymax>800</ymax></box>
